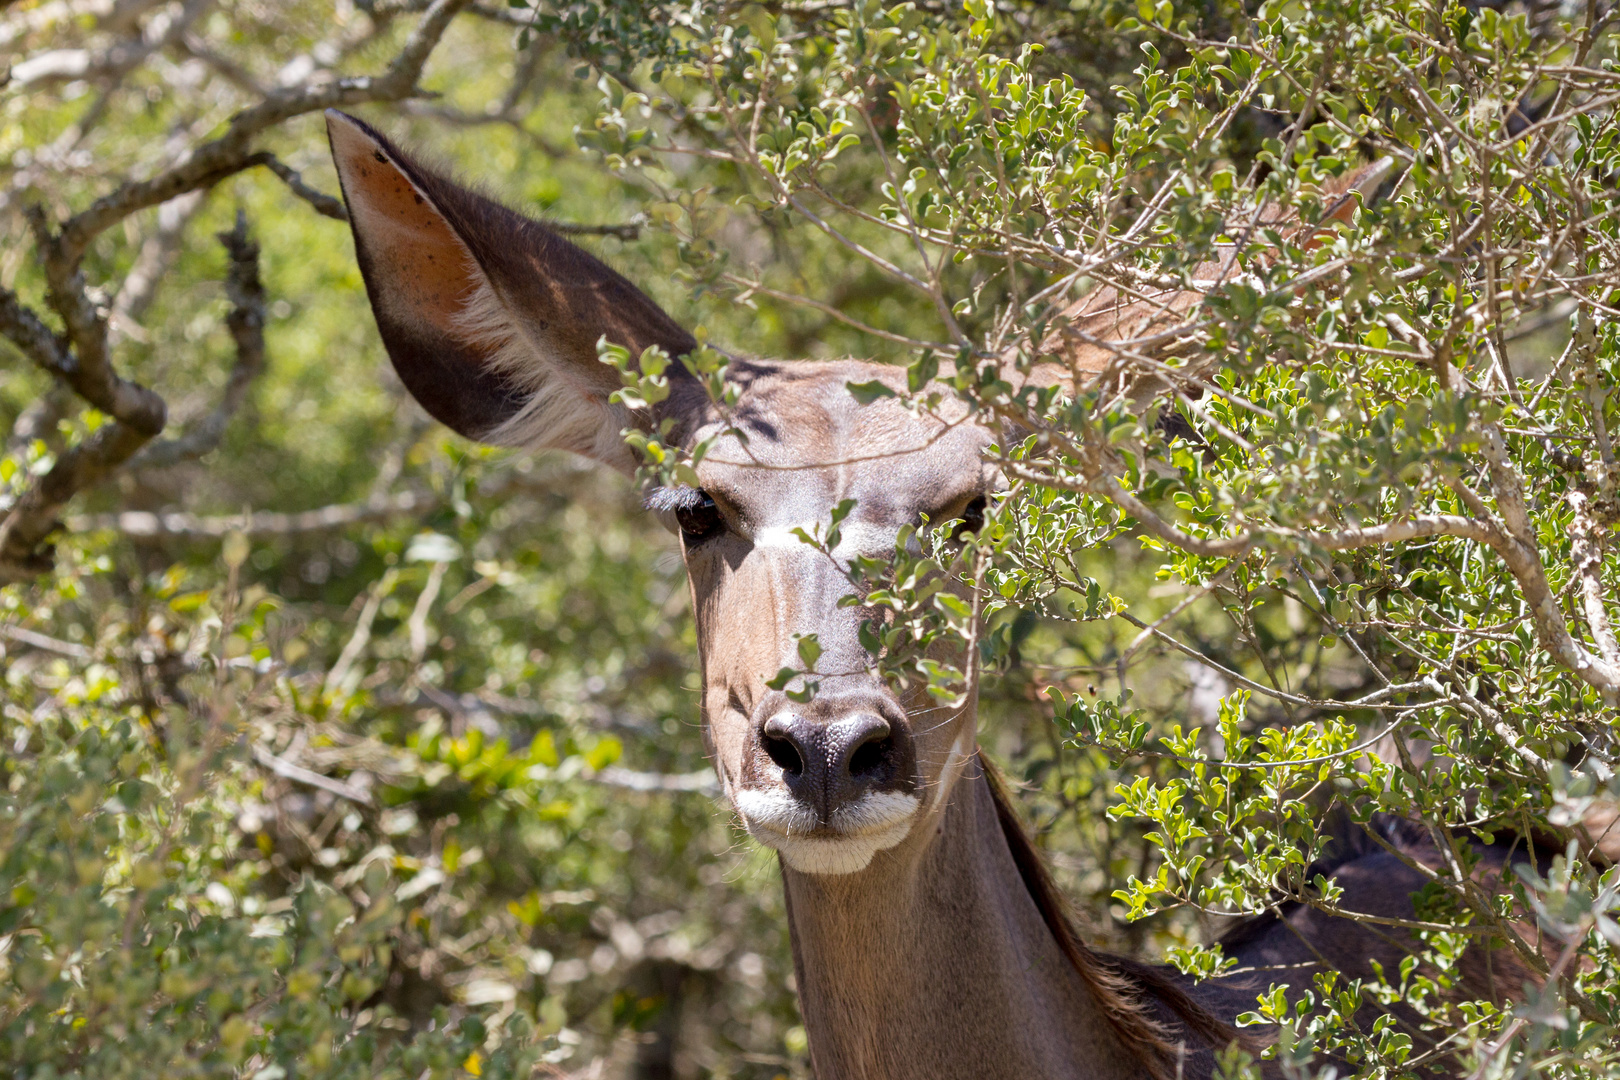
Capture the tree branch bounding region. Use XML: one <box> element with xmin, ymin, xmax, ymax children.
<box><xmin>0</xmin><ymin>0</ymin><xmax>475</xmax><ymax>581</ymax></box>
<box><xmin>111</xmin><ymin>189</ymin><xmax>208</xmax><ymax>342</ymax></box>
<box><xmin>252</xmin><ymin>744</ymin><xmax>374</xmax><ymax>805</ymax></box>
<box><xmin>0</xmin><ymin>421</ymin><xmax>153</xmax><ymax>581</ymax></box>
<box><xmin>25</xmin><ymin>204</ymin><xmax>168</xmax><ymax>436</ymax></box>
<box><xmin>1012</xmin><ymin>452</ymin><xmax>1620</xmax><ymax>696</ymax></box>
<box><xmin>57</xmin><ymin>0</ymin><xmax>474</xmax><ymax>264</ymax></box>
<box><xmin>1569</xmin><ymin>489</ymin><xmax>1620</xmax><ymax>679</ymax></box>
<box><xmin>254</xmin><ymin>154</ymin><xmax>349</xmax><ymax>221</ymax></box>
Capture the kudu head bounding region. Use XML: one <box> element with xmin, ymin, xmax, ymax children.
<box><xmin>328</xmin><ymin>111</ymin><xmax>1001</xmax><ymax>876</ymax></box>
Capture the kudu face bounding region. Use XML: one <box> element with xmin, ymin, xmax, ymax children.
<box><xmin>674</xmin><ymin>364</ymin><xmax>995</xmax><ymax>872</ymax></box>
<box><xmin>327</xmin><ymin>112</ymin><xmax>994</xmax><ymax>874</ymax></box>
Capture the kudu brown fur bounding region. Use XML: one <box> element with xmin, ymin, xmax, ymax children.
<box><xmin>326</xmin><ymin>110</ymin><xmax>1536</xmax><ymax>1079</ymax></box>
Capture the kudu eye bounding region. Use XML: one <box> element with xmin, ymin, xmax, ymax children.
<box><xmin>676</xmin><ymin>491</ymin><xmax>725</xmax><ymax>545</ymax></box>
<box><xmin>954</xmin><ymin>495</ymin><xmax>988</xmax><ymax>540</ymax></box>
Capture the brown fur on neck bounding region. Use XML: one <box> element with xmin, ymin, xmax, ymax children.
<box><xmin>981</xmin><ymin>758</ymin><xmax>1247</xmax><ymax>1078</ymax></box>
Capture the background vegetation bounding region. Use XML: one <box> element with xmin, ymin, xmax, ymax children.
<box><xmin>2</xmin><ymin>0</ymin><xmax>1618</xmax><ymax>1077</ymax></box>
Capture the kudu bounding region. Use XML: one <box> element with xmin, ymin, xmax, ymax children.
<box><xmin>326</xmin><ymin>110</ymin><xmax>1532</xmax><ymax>1079</ymax></box>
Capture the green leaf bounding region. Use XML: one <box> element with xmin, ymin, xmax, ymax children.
<box><xmin>796</xmin><ymin>634</ymin><xmax>822</xmax><ymax>671</ymax></box>
<box><xmin>846</xmin><ymin>379</ymin><xmax>897</xmax><ymax>404</ymax></box>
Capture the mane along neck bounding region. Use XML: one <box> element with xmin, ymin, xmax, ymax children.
<box><xmin>980</xmin><ymin>759</ymin><xmax>1242</xmax><ymax>1073</ymax></box>
<box><xmin>777</xmin><ymin>754</ymin><xmax>1233</xmax><ymax>1080</ymax></box>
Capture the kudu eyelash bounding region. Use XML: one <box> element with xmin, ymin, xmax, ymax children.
<box><xmin>644</xmin><ymin>485</ymin><xmax>708</xmax><ymax>514</ymax></box>
<box><xmin>646</xmin><ymin>486</ymin><xmax>727</xmax><ymax>544</ymax></box>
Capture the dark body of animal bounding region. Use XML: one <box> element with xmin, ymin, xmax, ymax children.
<box><xmin>325</xmin><ymin>109</ymin><xmax>1538</xmax><ymax>1079</ymax></box>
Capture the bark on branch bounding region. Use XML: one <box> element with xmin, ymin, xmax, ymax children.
<box><xmin>254</xmin><ymin>154</ymin><xmax>349</xmax><ymax>222</ymax></box>
<box><xmin>0</xmin><ymin>422</ymin><xmax>153</xmax><ymax>581</ymax></box>
<box><xmin>57</xmin><ymin>0</ymin><xmax>473</xmax><ymax>265</ymax></box>
<box><xmin>0</xmin><ymin>0</ymin><xmax>475</xmax><ymax>582</ymax></box>
<box><xmin>1003</xmin><ymin>452</ymin><xmax>1620</xmax><ymax>698</ymax></box>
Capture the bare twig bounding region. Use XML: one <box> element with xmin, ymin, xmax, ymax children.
<box><xmin>324</xmin><ymin>571</ymin><xmax>396</xmax><ymax>697</ymax></box>
<box><xmin>111</xmin><ymin>189</ymin><xmax>208</xmax><ymax>342</ymax></box>
<box><xmin>408</xmin><ymin>560</ymin><xmax>449</xmax><ymax>664</ymax></box>
<box><xmin>58</xmin><ymin>0</ymin><xmax>474</xmax><ymax>264</ymax></box>
<box><xmin>0</xmin><ymin>243</ymin><xmax>165</xmax><ymax>434</ymax></box>
<box><xmin>255</xmin><ymin>155</ymin><xmax>349</xmax><ymax>221</ymax></box>
<box><xmin>0</xmin><ymin>421</ymin><xmax>155</xmax><ymax>581</ymax></box>
<box><xmin>9</xmin><ymin>0</ymin><xmax>212</xmax><ymax>89</ymax></box>
<box><xmin>1570</xmin><ymin>489</ymin><xmax>1620</xmax><ymax>676</ymax></box>
<box><xmin>0</xmin><ymin>623</ymin><xmax>94</xmax><ymax>660</ymax></box>
<box><xmin>0</xmin><ymin>0</ymin><xmax>475</xmax><ymax>581</ymax></box>
<box><xmin>252</xmin><ymin>744</ymin><xmax>374</xmax><ymax>805</ymax></box>
<box><xmin>550</xmin><ymin>218</ymin><xmax>646</xmax><ymax>241</ymax></box>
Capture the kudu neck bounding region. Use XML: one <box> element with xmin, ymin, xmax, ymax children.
<box><xmin>779</xmin><ymin>763</ymin><xmax>1141</xmax><ymax>1080</ymax></box>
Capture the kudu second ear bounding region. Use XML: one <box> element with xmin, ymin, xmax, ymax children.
<box><xmin>325</xmin><ymin>109</ymin><xmax>697</xmax><ymax>471</ymax></box>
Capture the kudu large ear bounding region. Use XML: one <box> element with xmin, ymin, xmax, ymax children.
<box><xmin>326</xmin><ymin>110</ymin><xmax>698</xmax><ymax>471</ymax></box>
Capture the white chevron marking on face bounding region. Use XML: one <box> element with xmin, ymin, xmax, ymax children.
<box><xmin>733</xmin><ymin>788</ymin><xmax>921</xmax><ymax>875</ymax></box>
<box><xmin>750</xmin><ymin>521</ymin><xmax>904</xmax><ymax>559</ymax></box>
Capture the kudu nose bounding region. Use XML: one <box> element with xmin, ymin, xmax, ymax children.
<box><xmin>760</xmin><ymin>711</ymin><xmax>898</xmax><ymax>821</ymax></box>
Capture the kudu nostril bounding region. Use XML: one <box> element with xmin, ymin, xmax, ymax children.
<box><xmin>847</xmin><ymin>733</ymin><xmax>892</xmax><ymax>779</ymax></box>
<box><xmin>763</xmin><ymin>733</ymin><xmax>804</xmax><ymax>775</ymax></box>
<box><xmin>839</xmin><ymin>715</ymin><xmax>892</xmax><ymax>780</ymax></box>
<box><xmin>762</xmin><ymin>712</ymin><xmax>807</xmax><ymax>777</ymax></box>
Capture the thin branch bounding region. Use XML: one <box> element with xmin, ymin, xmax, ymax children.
<box><xmin>25</xmin><ymin>204</ymin><xmax>168</xmax><ymax>435</ymax></box>
<box><xmin>407</xmin><ymin>560</ymin><xmax>449</xmax><ymax>665</ymax></box>
<box><xmin>324</xmin><ymin>571</ymin><xmax>396</xmax><ymax>698</ymax></box>
<box><xmin>550</xmin><ymin>218</ymin><xmax>646</xmax><ymax>241</ymax></box>
<box><xmin>111</xmin><ymin>189</ymin><xmax>208</xmax><ymax>341</ymax></box>
<box><xmin>9</xmin><ymin>0</ymin><xmax>212</xmax><ymax>89</ymax></box>
<box><xmin>0</xmin><ymin>421</ymin><xmax>155</xmax><ymax>582</ymax></box>
<box><xmin>0</xmin><ymin>623</ymin><xmax>93</xmax><ymax>660</ymax></box>
<box><xmin>252</xmin><ymin>744</ymin><xmax>374</xmax><ymax>805</ymax></box>
<box><xmin>255</xmin><ymin>155</ymin><xmax>349</xmax><ymax>221</ymax></box>
<box><xmin>1570</xmin><ymin>490</ymin><xmax>1620</xmax><ymax>676</ymax></box>
<box><xmin>719</xmin><ymin>271</ymin><xmax>954</xmax><ymax>352</ymax></box>
<box><xmin>0</xmin><ymin>0</ymin><xmax>474</xmax><ymax>581</ymax></box>
<box><xmin>57</xmin><ymin>0</ymin><xmax>474</xmax><ymax>263</ymax></box>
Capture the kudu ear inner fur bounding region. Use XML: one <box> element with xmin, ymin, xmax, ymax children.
<box><xmin>325</xmin><ymin>109</ymin><xmax>699</xmax><ymax>469</ymax></box>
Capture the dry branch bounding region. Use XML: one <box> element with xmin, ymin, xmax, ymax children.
<box><xmin>0</xmin><ymin>423</ymin><xmax>153</xmax><ymax>581</ymax></box>
<box><xmin>0</xmin><ymin>0</ymin><xmax>476</xmax><ymax>582</ymax></box>
<box><xmin>252</xmin><ymin>744</ymin><xmax>375</xmax><ymax>805</ymax></box>
<box><xmin>57</xmin><ymin>0</ymin><xmax>473</xmax><ymax>264</ymax></box>
<box><xmin>255</xmin><ymin>155</ymin><xmax>349</xmax><ymax>222</ymax></box>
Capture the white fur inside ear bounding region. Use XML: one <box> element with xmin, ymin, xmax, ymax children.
<box><xmin>734</xmin><ymin>788</ymin><xmax>920</xmax><ymax>875</ymax></box>
<box><xmin>328</xmin><ymin>110</ymin><xmax>637</xmax><ymax>470</ymax></box>
<box><xmin>451</xmin><ymin>279</ymin><xmax>635</xmax><ymax>469</ymax></box>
